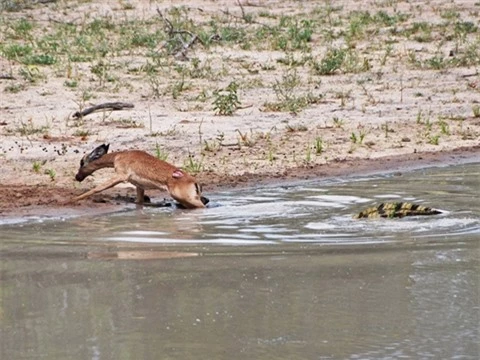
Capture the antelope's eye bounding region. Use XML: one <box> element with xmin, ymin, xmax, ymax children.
<box><xmin>194</xmin><ymin>183</ymin><xmax>200</xmax><ymax>195</ymax></box>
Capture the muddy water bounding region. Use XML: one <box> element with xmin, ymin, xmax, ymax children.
<box><xmin>1</xmin><ymin>163</ymin><xmax>479</xmax><ymax>359</ymax></box>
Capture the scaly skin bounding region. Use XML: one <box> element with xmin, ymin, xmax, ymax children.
<box><xmin>354</xmin><ymin>202</ymin><xmax>441</xmax><ymax>219</ymax></box>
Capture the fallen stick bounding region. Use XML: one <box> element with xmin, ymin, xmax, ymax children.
<box><xmin>72</xmin><ymin>102</ymin><xmax>134</xmax><ymax>119</ymax></box>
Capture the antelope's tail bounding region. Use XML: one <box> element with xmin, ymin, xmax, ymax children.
<box><xmin>354</xmin><ymin>202</ymin><xmax>441</xmax><ymax>219</ymax></box>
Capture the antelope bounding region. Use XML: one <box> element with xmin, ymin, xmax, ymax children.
<box><xmin>72</xmin><ymin>144</ymin><xmax>208</xmax><ymax>209</ymax></box>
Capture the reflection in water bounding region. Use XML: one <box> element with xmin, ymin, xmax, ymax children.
<box><xmin>0</xmin><ymin>163</ymin><xmax>479</xmax><ymax>359</ymax></box>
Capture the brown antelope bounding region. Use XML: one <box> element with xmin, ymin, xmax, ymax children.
<box><xmin>72</xmin><ymin>145</ymin><xmax>208</xmax><ymax>209</ymax></box>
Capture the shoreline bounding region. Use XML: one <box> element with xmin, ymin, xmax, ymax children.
<box><xmin>1</xmin><ymin>145</ymin><xmax>478</xmax><ymax>223</ymax></box>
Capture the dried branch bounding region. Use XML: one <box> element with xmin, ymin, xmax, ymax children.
<box><xmin>156</xmin><ymin>7</ymin><xmax>210</xmax><ymax>59</ymax></box>
<box><xmin>72</xmin><ymin>102</ymin><xmax>134</xmax><ymax>119</ymax></box>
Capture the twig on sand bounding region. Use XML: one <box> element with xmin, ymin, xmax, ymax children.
<box><xmin>156</xmin><ymin>7</ymin><xmax>218</xmax><ymax>60</ymax></box>
<box><xmin>72</xmin><ymin>102</ymin><xmax>134</xmax><ymax>119</ymax></box>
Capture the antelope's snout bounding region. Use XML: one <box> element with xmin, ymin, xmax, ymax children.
<box><xmin>75</xmin><ymin>171</ymin><xmax>86</xmax><ymax>182</ymax></box>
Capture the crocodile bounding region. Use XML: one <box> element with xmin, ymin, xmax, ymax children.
<box><xmin>354</xmin><ymin>202</ymin><xmax>442</xmax><ymax>219</ymax></box>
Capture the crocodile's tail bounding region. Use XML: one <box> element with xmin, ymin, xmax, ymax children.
<box><xmin>354</xmin><ymin>202</ymin><xmax>442</xmax><ymax>219</ymax></box>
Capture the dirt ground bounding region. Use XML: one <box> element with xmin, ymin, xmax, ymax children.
<box><xmin>0</xmin><ymin>0</ymin><xmax>479</xmax><ymax>220</ymax></box>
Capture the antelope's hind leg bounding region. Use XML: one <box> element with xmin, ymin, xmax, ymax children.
<box><xmin>71</xmin><ymin>175</ymin><xmax>127</xmax><ymax>202</ymax></box>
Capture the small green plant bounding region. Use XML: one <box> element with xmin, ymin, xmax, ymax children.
<box><xmin>332</xmin><ymin>116</ymin><xmax>344</xmax><ymax>128</ymax></box>
<box><xmin>265</xmin><ymin>68</ymin><xmax>321</xmax><ymax>114</ymax></box>
<box><xmin>438</xmin><ymin>120</ymin><xmax>450</xmax><ymax>135</ymax></box>
<box><xmin>312</xmin><ymin>48</ymin><xmax>346</xmax><ymax>75</ymax></box>
<box><xmin>154</xmin><ymin>142</ymin><xmax>169</xmax><ymax>161</ymax></box>
<box><xmin>236</xmin><ymin>129</ymin><xmax>254</xmax><ymax>147</ymax></box>
<box><xmin>91</xmin><ymin>60</ymin><xmax>114</xmax><ymax>86</ymax></box>
<box><xmin>25</xmin><ymin>54</ymin><xmax>56</xmax><ymax>65</ymax></box>
<box><xmin>286</xmin><ymin>123</ymin><xmax>308</xmax><ymax>132</ymax></box>
<box><xmin>73</xmin><ymin>129</ymin><xmax>91</xmax><ymax>138</ymax></box>
<box><xmin>203</xmin><ymin>139</ymin><xmax>219</xmax><ymax>152</ymax></box>
<box><xmin>108</xmin><ymin>118</ymin><xmax>144</xmax><ymax>129</ymax></box>
<box><xmin>314</xmin><ymin>137</ymin><xmax>323</xmax><ymax>154</ymax></box>
<box><xmin>213</xmin><ymin>81</ymin><xmax>241</xmax><ymax>115</ymax></box>
<box><xmin>32</xmin><ymin>161</ymin><xmax>43</xmax><ymax>173</ymax></box>
<box><xmin>350</xmin><ymin>132</ymin><xmax>358</xmax><ymax>144</ymax></box>
<box><xmin>183</xmin><ymin>154</ymin><xmax>203</xmax><ymax>174</ymax></box>
<box><xmin>17</xmin><ymin>119</ymin><xmax>49</xmax><ymax>136</ymax></box>
<box><xmin>428</xmin><ymin>135</ymin><xmax>440</xmax><ymax>145</ymax></box>
<box><xmin>5</xmin><ymin>83</ymin><xmax>25</xmax><ymax>93</ymax></box>
<box><xmin>305</xmin><ymin>146</ymin><xmax>312</xmax><ymax>163</ymax></box>
<box><xmin>359</xmin><ymin>131</ymin><xmax>367</xmax><ymax>144</ymax></box>
<box><xmin>19</xmin><ymin>65</ymin><xmax>43</xmax><ymax>83</ymax></box>
<box><xmin>472</xmin><ymin>105</ymin><xmax>480</xmax><ymax>118</ymax></box>
<box><xmin>169</xmin><ymin>72</ymin><xmax>192</xmax><ymax>99</ymax></box>
<box><xmin>350</xmin><ymin>130</ymin><xmax>367</xmax><ymax>144</ymax></box>
<box><xmin>267</xmin><ymin>148</ymin><xmax>276</xmax><ymax>163</ymax></box>
<box><xmin>416</xmin><ymin>110</ymin><xmax>425</xmax><ymax>124</ymax></box>
<box><xmin>64</xmin><ymin>80</ymin><xmax>78</xmax><ymax>88</ymax></box>
<box><xmin>382</xmin><ymin>122</ymin><xmax>390</xmax><ymax>138</ymax></box>
<box><xmin>44</xmin><ymin>168</ymin><xmax>56</xmax><ymax>181</ymax></box>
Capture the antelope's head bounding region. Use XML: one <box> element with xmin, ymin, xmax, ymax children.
<box><xmin>168</xmin><ymin>169</ymin><xmax>208</xmax><ymax>209</ymax></box>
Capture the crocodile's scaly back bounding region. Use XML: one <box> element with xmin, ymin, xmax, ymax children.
<box><xmin>354</xmin><ymin>202</ymin><xmax>441</xmax><ymax>219</ymax></box>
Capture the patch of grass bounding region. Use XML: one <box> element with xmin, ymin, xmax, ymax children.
<box><xmin>64</xmin><ymin>80</ymin><xmax>78</xmax><ymax>88</ymax></box>
<box><xmin>264</xmin><ymin>68</ymin><xmax>322</xmax><ymax>114</ymax></box>
<box><xmin>350</xmin><ymin>130</ymin><xmax>367</xmax><ymax>144</ymax></box>
<box><xmin>154</xmin><ymin>142</ymin><xmax>169</xmax><ymax>161</ymax></box>
<box><xmin>109</xmin><ymin>118</ymin><xmax>144</xmax><ymax>129</ymax></box>
<box><xmin>44</xmin><ymin>168</ymin><xmax>56</xmax><ymax>181</ymax></box>
<box><xmin>438</xmin><ymin>119</ymin><xmax>450</xmax><ymax>135</ymax></box>
<box><xmin>314</xmin><ymin>137</ymin><xmax>323</xmax><ymax>155</ymax></box>
<box><xmin>312</xmin><ymin>48</ymin><xmax>346</xmax><ymax>75</ymax></box>
<box><xmin>213</xmin><ymin>81</ymin><xmax>241</xmax><ymax>116</ymax></box>
<box><xmin>19</xmin><ymin>65</ymin><xmax>44</xmax><ymax>83</ymax></box>
<box><xmin>332</xmin><ymin>116</ymin><xmax>344</xmax><ymax>128</ymax></box>
<box><xmin>305</xmin><ymin>146</ymin><xmax>312</xmax><ymax>164</ymax></box>
<box><xmin>0</xmin><ymin>43</ymin><xmax>32</xmax><ymax>60</ymax></box>
<box><xmin>17</xmin><ymin>119</ymin><xmax>49</xmax><ymax>136</ymax></box>
<box><xmin>286</xmin><ymin>123</ymin><xmax>308</xmax><ymax>132</ymax></box>
<box><xmin>73</xmin><ymin>129</ymin><xmax>91</xmax><ymax>138</ymax></box>
<box><xmin>183</xmin><ymin>153</ymin><xmax>203</xmax><ymax>174</ymax></box>
<box><xmin>404</xmin><ymin>22</ymin><xmax>433</xmax><ymax>43</ymax></box>
<box><xmin>169</xmin><ymin>74</ymin><xmax>191</xmax><ymax>99</ymax></box>
<box><xmin>4</xmin><ymin>83</ymin><xmax>25</xmax><ymax>93</ymax></box>
<box><xmin>24</xmin><ymin>54</ymin><xmax>56</xmax><ymax>65</ymax></box>
<box><xmin>311</xmin><ymin>47</ymin><xmax>369</xmax><ymax>75</ymax></box>
<box><xmin>91</xmin><ymin>60</ymin><xmax>116</xmax><ymax>86</ymax></box>
<box><xmin>236</xmin><ymin>129</ymin><xmax>255</xmax><ymax>147</ymax></box>
<box><xmin>428</xmin><ymin>134</ymin><xmax>440</xmax><ymax>145</ymax></box>
<box><xmin>32</xmin><ymin>161</ymin><xmax>43</xmax><ymax>173</ymax></box>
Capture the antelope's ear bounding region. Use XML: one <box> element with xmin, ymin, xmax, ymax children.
<box><xmin>172</xmin><ymin>169</ymin><xmax>185</xmax><ymax>179</ymax></box>
<box><xmin>79</xmin><ymin>154</ymin><xmax>87</xmax><ymax>167</ymax></box>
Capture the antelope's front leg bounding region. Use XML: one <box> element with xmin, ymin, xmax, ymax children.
<box><xmin>136</xmin><ymin>187</ymin><xmax>145</xmax><ymax>204</ymax></box>
<box><xmin>70</xmin><ymin>175</ymin><xmax>127</xmax><ymax>203</ymax></box>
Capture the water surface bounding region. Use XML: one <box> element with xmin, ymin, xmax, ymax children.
<box><xmin>1</xmin><ymin>163</ymin><xmax>479</xmax><ymax>359</ymax></box>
